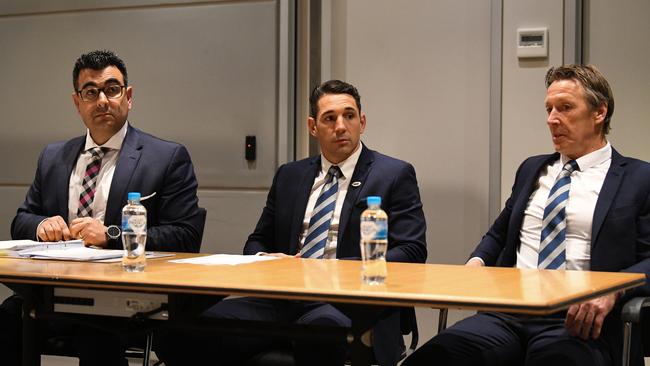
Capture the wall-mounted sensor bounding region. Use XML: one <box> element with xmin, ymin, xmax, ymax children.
<box><xmin>517</xmin><ymin>27</ymin><xmax>548</xmax><ymax>58</ymax></box>
<box><xmin>245</xmin><ymin>135</ymin><xmax>256</xmax><ymax>161</ymax></box>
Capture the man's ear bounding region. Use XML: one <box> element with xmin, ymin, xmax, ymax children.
<box><xmin>593</xmin><ymin>103</ymin><xmax>607</xmax><ymax>125</ymax></box>
<box><xmin>308</xmin><ymin>117</ymin><xmax>317</xmax><ymax>137</ymax></box>
<box><xmin>125</xmin><ymin>86</ymin><xmax>133</xmax><ymax>110</ymax></box>
<box><xmin>72</xmin><ymin>93</ymin><xmax>81</xmax><ymax>113</ymax></box>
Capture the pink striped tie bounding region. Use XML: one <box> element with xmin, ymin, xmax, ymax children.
<box><xmin>77</xmin><ymin>147</ymin><xmax>107</xmax><ymax>218</ymax></box>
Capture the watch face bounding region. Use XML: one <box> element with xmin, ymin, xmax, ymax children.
<box><xmin>107</xmin><ymin>225</ymin><xmax>121</xmax><ymax>239</ymax></box>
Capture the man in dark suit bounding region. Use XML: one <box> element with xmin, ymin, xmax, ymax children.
<box><xmin>7</xmin><ymin>49</ymin><xmax>202</xmax><ymax>366</ymax></box>
<box><xmin>403</xmin><ymin>65</ymin><xmax>650</xmax><ymax>366</ymax></box>
<box><xmin>159</xmin><ymin>80</ymin><xmax>427</xmax><ymax>366</ymax></box>
<box><xmin>12</xmin><ymin>49</ymin><xmax>201</xmax><ymax>252</ymax></box>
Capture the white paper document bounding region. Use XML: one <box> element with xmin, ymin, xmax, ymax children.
<box><xmin>170</xmin><ymin>254</ymin><xmax>279</xmax><ymax>266</ymax></box>
<box><xmin>0</xmin><ymin>239</ymin><xmax>83</xmax><ymax>251</ymax></box>
<box><xmin>19</xmin><ymin>246</ymin><xmax>123</xmax><ymax>261</ymax></box>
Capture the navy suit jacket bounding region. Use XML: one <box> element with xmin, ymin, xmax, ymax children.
<box><xmin>470</xmin><ymin>148</ymin><xmax>650</xmax><ymax>366</ymax></box>
<box><xmin>244</xmin><ymin>144</ymin><xmax>427</xmax><ymax>366</ymax></box>
<box><xmin>11</xmin><ymin>125</ymin><xmax>202</xmax><ymax>253</ymax></box>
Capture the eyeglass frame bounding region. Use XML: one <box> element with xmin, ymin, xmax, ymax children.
<box><xmin>76</xmin><ymin>85</ymin><xmax>127</xmax><ymax>102</ymax></box>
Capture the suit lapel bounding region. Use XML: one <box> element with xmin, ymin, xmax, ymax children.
<box><xmin>510</xmin><ymin>154</ymin><xmax>558</xmax><ymax>231</ymax></box>
<box><xmin>105</xmin><ymin>126</ymin><xmax>142</xmax><ymax>225</ymax></box>
<box><xmin>57</xmin><ymin>137</ymin><xmax>85</xmax><ymax>221</ymax></box>
<box><xmin>591</xmin><ymin>149</ymin><xmax>625</xmax><ymax>249</ymax></box>
<box><xmin>337</xmin><ymin>146</ymin><xmax>373</xmax><ymax>247</ymax></box>
<box><xmin>503</xmin><ymin>154</ymin><xmax>558</xmax><ymax>262</ymax></box>
<box><xmin>289</xmin><ymin>156</ymin><xmax>321</xmax><ymax>255</ymax></box>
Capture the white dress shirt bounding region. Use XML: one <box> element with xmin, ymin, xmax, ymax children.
<box><xmin>299</xmin><ymin>143</ymin><xmax>363</xmax><ymax>259</ymax></box>
<box><xmin>516</xmin><ymin>142</ymin><xmax>612</xmax><ymax>270</ymax></box>
<box><xmin>67</xmin><ymin>121</ymin><xmax>128</xmax><ymax>223</ymax></box>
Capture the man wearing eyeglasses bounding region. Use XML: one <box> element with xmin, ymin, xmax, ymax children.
<box><xmin>12</xmin><ymin>49</ymin><xmax>202</xmax><ymax>252</ymax></box>
<box><xmin>6</xmin><ymin>49</ymin><xmax>202</xmax><ymax>366</ymax></box>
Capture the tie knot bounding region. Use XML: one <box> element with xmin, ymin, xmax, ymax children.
<box><xmin>87</xmin><ymin>147</ymin><xmax>107</xmax><ymax>159</ymax></box>
<box><xmin>563</xmin><ymin>160</ymin><xmax>579</xmax><ymax>174</ymax></box>
<box><xmin>328</xmin><ymin>166</ymin><xmax>342</xmax><ymax>179</ymax></box>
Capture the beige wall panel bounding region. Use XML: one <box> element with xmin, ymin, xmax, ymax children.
<box><xmin>330</xmin><ymin>0</ymin><xmax>492</xmax><ymax>344</ymax></box>
<box><xmin>196</xmin><ymin>189</ymin><xmax>267</xmax><ymax>254</ymax></box>
<box><xmin>584</xmin><ymin>0</ymin><xmax>650</xmax><ymax>161</ymax></box>
<box><xmin>500</xmin><ymin>0</ymin><xmax>564</xmax><ymax>204</ymax></box>
<box><xmin>0</xmin><ymin>187</ymin><xmax>30</xmax><ymax>240</ymax></box>
<box><xmin>0</xmin><ymin>1</ymin><xmax>278</xmax><ymax>188</ymax></box>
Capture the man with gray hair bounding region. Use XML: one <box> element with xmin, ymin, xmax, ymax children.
<box><xmin>404</xmin><ymin>64</ymin><xmax>650</xmax><ymax>366</ymax></box>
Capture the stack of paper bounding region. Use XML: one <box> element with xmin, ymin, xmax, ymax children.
<box><xmin>0</xmin><ymin>239</ymin><xmax>83</xmax><ymax>251</ymax></box>
<box><xmin>19</xmin><ymin>246</ymin><xmax>124</xmax><ymax>261</ymax></box>
<box><xmin>0</xmin><ymin>239</ymin><xmax>175</xmax><ymax>262</ymax></box>
<box><xmin>0</xmin><ymin>239</ymin><xmax>122</xmax><ymax>261</ymax></box>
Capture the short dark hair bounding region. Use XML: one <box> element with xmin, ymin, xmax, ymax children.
<box><xmin>309</xmin><ymin>80</ymin><xmax>362</xmax><ymax>118</ymax></box>
<box><xmin>73</xmin><ymin>50</ymin><xmax>128</xmax><ymax>90</ymax></box>
<box><xmin>545</xmin><ymin>64</ymin><xmax>614</xmax><ymax>135</ymax></box>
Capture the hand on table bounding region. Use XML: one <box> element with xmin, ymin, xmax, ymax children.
<box><xmin>37</xmin><ymin>216</ymin><xmax>71</xmax><ymax>242</ymax></box>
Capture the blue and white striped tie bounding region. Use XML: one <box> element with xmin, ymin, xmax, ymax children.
<box><xmin>301</xmin><ymin>166</ymin><xmax>342</xmax><ymax>258</ymax></box>
<box><xmin>538</xmin><ymin>160</ymin><xmax>580</xmax><ymax>269</ymax></box>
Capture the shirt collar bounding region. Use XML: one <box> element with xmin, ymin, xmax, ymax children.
<box><xmin>84</xmin><ymin>121</ymin><xmax>128</xmax><ymax>152</ymax></box>
<box><xmin>561</xmin><ymin>141</ymin><xmax>611</xmax><ymax>172</ymax></box>
<box><xmin>320</xmin><ymin>142</ymin><xmax>363</xmax><ymax>180</ymax></box>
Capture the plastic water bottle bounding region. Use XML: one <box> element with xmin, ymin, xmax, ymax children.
<box><xmin>360</xmin><ymin>196</ymin><xmax>388</xmax><ymax>285</ymax></box>
<box><xmin>121</xmin><ymin>192</ymin><xmax>147</xmax><ymax>272</ymax></box>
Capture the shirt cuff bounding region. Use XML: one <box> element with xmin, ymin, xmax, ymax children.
<box><xmin>467</xmin><ymin>256</ymin><xmax>485</xmax><ymax>266</ymax></box>
<box><xmin>35</xmin><ymin>218</ymin><xmax>48</xmax><ymax>241</ymax></box>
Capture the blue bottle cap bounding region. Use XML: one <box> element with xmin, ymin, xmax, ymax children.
<box><xmin>127</xmin><ymin>192</ymin><xmax>141</xmax><ymax>201</ymax></box>
<box><xmin>367</xmin><ymin>196</ymin><xmax>381</xmax><ymax>206</ymax></box>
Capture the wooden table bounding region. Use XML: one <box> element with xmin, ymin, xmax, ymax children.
<box><xmin>0</xmin><ymin>254</ymin><xmax>645</xmax><ymax>365</ymax></box>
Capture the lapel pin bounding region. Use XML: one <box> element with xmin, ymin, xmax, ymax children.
<box><xmin>351</xmin><ymin>181</ymin><xmax>361</xmax><ymax>187</ymax></box>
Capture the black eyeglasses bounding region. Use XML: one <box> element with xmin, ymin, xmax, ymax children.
<box><xmin>77</xmin><ymin>85</ymin><xmax>126</xmax><ymax>102</ymax></box>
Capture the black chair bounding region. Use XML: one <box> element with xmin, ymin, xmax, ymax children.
<box><xmin>0</xmin><ymin>294</ymin><xmax>23</xmax><ymax>365</ymax></box>
<box><xmin>621</xmin><ymin>296</ymin><xmax>650</xmax><ymax>366</ymax></box>
<box><xmin>194</xmin><ymin>207</ymin><xmax>208</xmax><ymax>251</ymax></box>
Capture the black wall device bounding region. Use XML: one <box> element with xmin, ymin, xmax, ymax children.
<box><xmin>245</xmin><ymin>135</ymin><xmax>256</xmax><ymax>161</ymax></box>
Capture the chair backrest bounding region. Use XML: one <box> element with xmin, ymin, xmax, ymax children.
<box><xmin>197</xmin><ymin>207</ymin><xmax>207</xmax><ymax>250</ymax></box>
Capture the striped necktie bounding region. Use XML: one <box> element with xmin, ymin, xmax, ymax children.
<box><xmin>301</xmin><ymin>166</ymin><xmax>342</xmax><ymax>259</ymax></box>
<box><xmin>77</xmin><ymin>147</ymin><xmax>107</xmax><ymax>218</ymax></box>
<box><xmin>538</xmin><ymin>159</ymin><xmax>580</xmax><ymax>269</ymax></box>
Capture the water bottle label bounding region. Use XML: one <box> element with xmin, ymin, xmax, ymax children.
<box><xmin>360</xmin><ymin>221</ymin><xmax>387</xmax><ymax>240</ymax></box>
<box><xmin>375</xmin><ymin>221</ymin><xmax>387</xmax><ymax>240</ymax></box>
<box><xmin>122</xmin><ymin>216</ymin><xmax>130</xmax><ymax>231</ymax></box>
<box><xmin>128</xmin><ymin>215</ymin><xmax>147</xmax><ymax>234</ymax></box>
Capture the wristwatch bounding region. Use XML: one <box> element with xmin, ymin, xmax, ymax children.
<box><xmin>106</xmin><ymin>225</ymin><xmax>122</xmax><ymax>241</ymax></box>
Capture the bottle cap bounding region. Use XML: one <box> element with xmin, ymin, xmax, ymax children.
<box><xmin>127</xmin><ymin>192</ymin><xmax>141</xmax><ymax>201</ymax></box>
<box><xmin>367</xmin><ymin>196</ymin><xmax>381</xmax><ymax>206</ymax></box>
